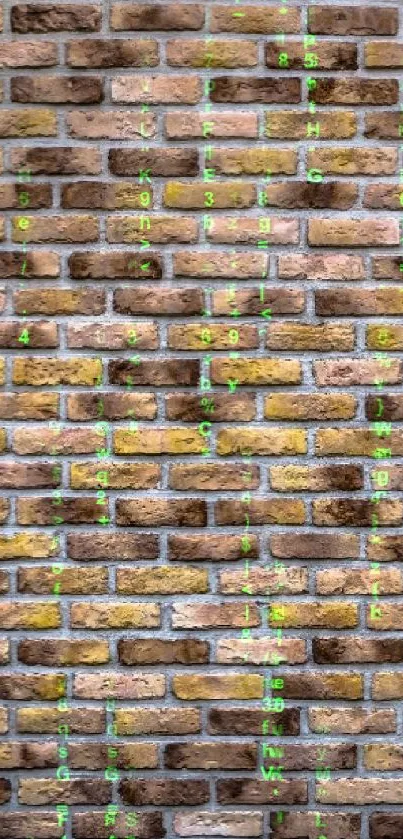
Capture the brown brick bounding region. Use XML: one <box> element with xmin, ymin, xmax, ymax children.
<box><xmin>73</xmin><ymin>812</ymin><xmax>164</xmax><ymax>839</ymax></box>
<box><xmin>18</xmin><ymin>567</ymin><xmax>108</xmax><ymax>596</ymax></box>
<box><xmin>210</xmin><ymin>5</ymin><xmax>300</xmax><ymax>34</ymax></box>
<box><xmin>312</xmin><ymin>498</ymin><xmax>403</xmax><ymax>527</ymax></box>
<box><xmin>114</xmin><ymin>286</ymin><xmax>202</xmax><ymax>316</ymax></box>
<box><xmin>11</xmin><ymin>5</ymin><xmax>101</xmax><ymax>32</ymax></box>
<box><xmin>266</xmin><ymin>40</ymin><xmax>357</xmax><ymax>70</ymax></box>
<box><xmin>175</xmin><ymin>250</ymin><xmax>267</xmax><ymax>278</ymax></box>
<box><xmin>316</xmin><ymin>287</ymin><xmax>403</xmax><ymax>315</ymax></box>
<box><xmin>17</xmin><ymin>497</ymin><xmax>108</xmax><ymax>526</ymax></box>
<box><xmin>116</xmin><ymin>498</ymin><xmax>207</xmax><ymax>527</ymax></box>
<box><xmin>266</xmin><ymin>180</ymin><xmax>358</xmax><ymax>210</ymax></box>
<box><xmin>0</xmin><ymin>674</ymin><xmax>64</xmax><ymax>700</ymax></box>
<box><xmin>168</xmin><ymin>534</ymin><xmax>258</xmax><ymax>563</ymax></box>
<box><xmin>308</xmin><ymin>6</ymin><xmax>398</xmax><ymax>35</ymax></box>
<box><xmin>211</xmin><ymin>76</ymin><xmax>300</xmax><ymax>104</ymax></box>
<box><xmin>67</xmin><ymin>532</ymin><xmax>158</xmax><ymax>561</ymax></box>
<box><xmin>208</xmin><ymin>707</ymin><xmax>299</xmax><ymax>736</ymax></box>
<box><xmin>109</xmin><ymin>147</ymin><xmax>198</xmax><ymax>177</ymax></box>
<box><xmin>67</xmin><ymin>39</ymin><xmax>158</xmax><ymax>67</ymax></box>
<box><xmin>119</xmin><ymin>778</ymin><xmax>209</xmax><ymax>806</ymax></box>
<box><xmin>0</xmin><ymin>462</ymin><xmax>60</xmax><ymax>489</ymax></box>
<box><xmin>67</xmin><ymin>392</ymin><xmax>156</xmax><ymax>422</ymax></box>
<box><xmin>109</xmin><ymin>359</ymin><xmax>199</xmax><ymax>387</ymax></box>
<box><xmin>165</xmin><ymin>742</ymin><xmax>257</xmax><ymax>770</ymax></box>
<box><xmin>217</xmin><ymin>779</ymin><xmax>307</xmax><ymax>805</ymax></box>
<box><xmin>212</xmin><ymin>286</ymin><xmax>305</xmax><ymax>316</ymax></box>
<box><xmin>270</xmin><ymin>531</ymin><xmax>360</xmax><ymax>560</ymax></box>
<box><xmin>18</xmin><ymin>639</ymin><xmax>109</xmax><ymax>665</ymax></box>
<box><xmin>165</xmin><ymin>392</ymin><xmax>256</xmax><ymax>422</ymax></box>
<box><xmin>118</xmin><ymin>638</ymin><xmax>209</xmax><ymax>665</ymax></box>
<box><xmin>365</xmin><ymin>112</ymin><xmax>403</xmax><ymax>140</ymax></box>
<box><xmin>270</xmin><ymin>464</ymin><xmax>363</xmax><ymax>493</ymax></box>
<box><xmin>0</xmin><ymin>183</ymin><xmax>51</xmax><ymax>209</ymax></box>
<box><xmin>10</xmin><ymin>146</ymin><xmax>101</xmax><ymax>174</ymax></box>
<box><xmin>11</xmin><ymin>76</ymin><xmax>103</xmax><ymax>104</ymax></box>
<box><xmin>271</xmin><ymin>813</ymin><xmax>361</xmax><ymax>839</ymax></box>
<box><xmin>111</xmin><ymin>4</ymin><xmax>205</xmax><ymax>31</ymax></box>
<box><xmin>12</xmin><ymin>214</ymin><xmax>99</xmax><ymax>243</ymax></box>
<box><xmin>0</xmin><ymin>251</ymin><xmax>59</xmax><ymax>278</ymax></box>
<box><xmin>169</xmin><ymin>463</ymin><xmax>259</xmax><ymax>491</ymax></box>
<box><xmin>61</xmin><ymin>182</ymin><xmax>153</xmax><ymax>210</ymax></box>
<box><xmin>314</xmin><ymin>637</ymin><xmax>403</xmax><ymax>664</ymax></box>
<box><xmin>215</xmin><ymin>498</ymin><xmax>305</xmax><ymax>526</ymax></box>
<box><xmin>18</xmin><ymin>779</ymin><xmax>112</xmax><ymax>805</ymax></box>
<box><xmin>370</xmin><ymin>814</ymin><xmax>403</xmax><ymax>839</ymax></box>
<box><xmin>67</xmin><ymin>322</ymin><xmax>158</xmax><ymax>350</ymax></box>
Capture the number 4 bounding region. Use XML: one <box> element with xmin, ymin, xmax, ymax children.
<box><xmin>18</xmin><ymin>328</ymin><xmax>29</xmax><ymax>345</ymax></box>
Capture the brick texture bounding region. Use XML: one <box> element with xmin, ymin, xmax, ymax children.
<box><xmin>0</xmin><ymin>2</ymin><xmax>402</xmax><ymax>838</ymax></box>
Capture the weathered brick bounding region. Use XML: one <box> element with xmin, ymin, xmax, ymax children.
<box><xmin>266</xmin><ymin>40</ymin><xmax>357</xmax><ymax>70</ymax></box>
<box><xmin>118</xmin><ymin>637</ymin><xmax>209</xmax><ymax>665</ymax></box>
<box><xmin>10</xmin><ymin>146</ymin><xmax>101</xmax><ymax>174</ymax></box>
<box><xmin>167</xmin><ymin>39</ymin><xmax>258</xmax><ymax>68</ymax></box>
<box><xmin>109</xmin><ymin>147</ymin><xmax>198</xmax><ymax>177</ymax></box>
<box><xmin>74</xmin><ymin>673</ymin><xmax>165</xmax><ymax>700</ymax></box>
<box><xmin>309</xmin><ymin>219</ymin><xmax>399</xmax><ymax>247</ymax></box>
<box><xmin>311</xmin><ymin>78</ymin><xmax>398</xmax><ymax>105</ymax></box>
<box><xmin>266</xmin><ymin>110</ymin><xmax>357</xmax><ymax>139</ymax></box>
<box><xmin>11</xmin><ymin>5</ymin><xmax>102</xmax><ymax>32</ymax></box>
<box><xmin>309</xmin><ymin>707</ymin><xmax>396</xmax><ymax>735</ymax></box>
<box><xmin>112</xmin><ymin>75</ymin><xmax>201</xmax><ymax>104</ymax></box>
<box><xmin>67</xmin><ymin>39</ymin><xmax>158</xmax><ymax>68</ymax></box>
<box><xmin>67</xmin><ymin>110</ymin><xmax>156</xmax><ymax>139</ymax></box>
<box><xmin>0</xmin><ymin>109</ymin><xmax>56</xmax><ymax>137</ymax></box>
<box><xmin>115</xmin><ymin>707</ymin><xmax>201</xmax><ymax>736</ymax></box>
<box><xmin>308</xmin><ymin>6</ymin><xmax>398</xmax><ymax>35</ymax></box>
<box><xmin>210</xmin><ymin>5</ymin><xmax>300</xmax><ymax>34</ymax></box>
<box><xmin>111</xmin><ymin>4</ymin><xmax>205</xmax><ymax>31</ymax></box>
<box><xmin>217</xmin><ymin>779</ymin><xmax>307</xmax><ymax>805</ymax></box>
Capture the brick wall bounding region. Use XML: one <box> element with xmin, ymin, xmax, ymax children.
<box><xmin>0</xmin><ymin>2</ymin><xmax>403</xmax><ymax>838</ymax></box>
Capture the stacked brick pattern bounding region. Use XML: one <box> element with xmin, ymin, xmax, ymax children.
<box><xmin>0</xmin><ymin>1</ymin><xmax>403</xmax><ymax>838</ymax></box>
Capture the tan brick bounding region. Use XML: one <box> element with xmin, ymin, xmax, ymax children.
<box><xmin>210</xmin><ymin>5</ymin><xmax>300</xmax><ymax>33</ymax></box>
<box><xmin>112</xmin><ymin>75</ymin><xmax>201</xmax><ymax>104</ymax></box>
<box><xmin>167</xmin><ymin>39</ymin><xmax>258</xmax><ymax>68</ymax></box>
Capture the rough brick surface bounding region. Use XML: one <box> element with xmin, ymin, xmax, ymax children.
<box><xmin>0</xmin><ymin>2</ymin><xmax>403</xmax><ymax>838</ymax></box>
